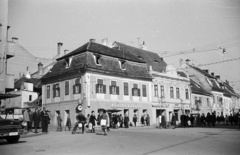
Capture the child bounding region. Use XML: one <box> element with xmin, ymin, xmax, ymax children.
<box><xmin>65</xmin><ymin>114</ymin><xmax>71</xmax><ymax>131</ymax></box>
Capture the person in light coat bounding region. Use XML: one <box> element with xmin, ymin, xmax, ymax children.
<box><xmin>23</xmin><ymin>108</ymin><xmax>30</xmax><ymax>132</ymax></box>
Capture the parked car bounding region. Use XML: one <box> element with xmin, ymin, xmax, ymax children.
<box><xmin>0</xmin><ymin>119</ymin><xmax>23</xmax><ymax>143</ymax></box>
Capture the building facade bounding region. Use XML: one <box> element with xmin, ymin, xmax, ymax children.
<box><xmin>41</xmin><ymin>39</ymin><xmax>153</xmax><ymax>126</ymax></box>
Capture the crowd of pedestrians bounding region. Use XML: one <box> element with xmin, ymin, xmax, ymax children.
<box><xmin>22</xmin><ymin>107</ymin><xmax>50</xmax><ymax>134</ymax></box>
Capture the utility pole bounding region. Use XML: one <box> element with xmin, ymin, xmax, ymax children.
<box><xmin>0</xmin><ymin>0</ymin><xmax>8</xmax><ymax>93</ymax></box>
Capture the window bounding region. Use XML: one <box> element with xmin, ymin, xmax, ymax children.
<box><xmin>142</xmin><ymin>85</ymin><xmax>147</xmax><ymax>97</ymax></box>
<box><xmin>207</xmin><ymin>98</ymin><xmax>210</xmax><ymax>107</ymax></box>
<box><xmin>170</xmin><ymin>87</ymin><xmax>174</xmax><ymax>98</ymax></box>
<box><xmin>65</xmin><ymin>57</ymin><xmax>73</xmax><ymax>68</ymax></box>
<box><xmin>53</xmin><ymin>83</ymin><xmax>60</xmax><ymax>98</ymax></box>
<box><xmin>94</xmin><ymin>55</ymin><xmax>101</xmax><ymax>65</ymax></box>
<box><xmin>176</xmin><ymin>88</ymin><xmax>180</xmax><ymax>99</ymax></box>
<box><xmin>73</xmin><ymin>78</ymin><xmax>81</xmax><ymax>94</ymax></box>
<box><xmin>123</xmin><ymin>82</ymin><xmax>129</xmax><ymax>95</ymax></box>
<box><xmin>154</xmin><ymin>85</ymin><xmax>158</xmax><ymax>97</ymax></box>
<box><xmin>47</xmin><ymin>85</ymin><xmax>50</xmax><ymax>98</ymax></box>
<box><xmin>132</xmin><ymin>84</ymin><xmax>140</xmax><ymax>96</ymax></box>
<box><xmin>110</xmin><ymin>81</ymin><xmax>119</xmax><ymax>95</ymax></box>
<box><xmin>119</xmin><ymin>60</ymin><xmax>126</xmax><ymax>70</ymax></box>
<box><xmin>65</xmin><ymin>81</ymin><xmax>69</xmax><ymax>95</ymax></box>
<box><xmin>160</xmin><ymin>86</ymin><xmax>164</xmax><ymax>98</ymax></box>
<box><xmin>185</xmin><ymin>89</ymin><xmax>189</xmax><ymax>99</ymax></box>
<box><xmin>195</xmin><ymin>96</ymin><xmax>198</xmax><ymax>105</ymax></box>
<box><xmin>29</xmin><ymin>95</ymin><xmax>32</xmax><ymax>101</ymax></box>
<box><xmin>96</xmin><ymin>79</ymin><xmax>106</xmax><ymax>94</ymax></box>
<box><xmin>199</xmin><ymin>97</ymin><xmax>202</xmax><ymax>106</ymax></box>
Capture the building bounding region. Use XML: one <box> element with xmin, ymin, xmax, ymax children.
<box><xmin>41</xmin><ymin>39</ymin><xmax>153</xmax><ymax>126</ymax></box>
<box><xmin>113</xmin><ymin>42</ymin><xmax>191</xmax><ymax>125</ymax></box>
<box><xmin>190</xmin><ymin>79</ymin><xmax>212</xmax><ymax>115</ymax></box>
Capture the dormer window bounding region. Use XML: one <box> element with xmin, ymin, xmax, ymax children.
<box><xmin>119</xmin><ymin>59</ymin><xmax>126</xmax><ymax>70</ymax></box>
<box><xmin>138</xmin><ymin>56</ymin><xmax>143</xmax><ymax>60</ymax></box>
<box><xmin>65</xmin><ymin>57</ymin><xmax>73</xmax><ymax>68</ymax></box>
<box><xmin>206</xmin><ymin>78</ymin><xmax>213</xmax><ymax>87</ymax></box>
<box><xmin>93</xmin><ymin>54</ymin><xmax>101</xmax><ymax>65</ymax></box>
<box><xmin>154</xmin><ymin>60</ymin><xmax>159</xmax><ymax>63</ymax></box>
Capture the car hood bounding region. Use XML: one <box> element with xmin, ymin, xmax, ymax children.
<box><xmin>0</xmin><ymin>119</ymin><xmax>20</xmax><ymax>126</ymax></box>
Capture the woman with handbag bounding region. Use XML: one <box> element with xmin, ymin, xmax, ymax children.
<box><xmin>99</xmin><ymin>109</ymin><xmax>108</xmax><ymax>136</ymax></box>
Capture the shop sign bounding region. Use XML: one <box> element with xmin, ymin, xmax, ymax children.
<box><xmin>111</xmin><ymin>103</ymin><xmax>141</xmax><ymax>109</ymax></box>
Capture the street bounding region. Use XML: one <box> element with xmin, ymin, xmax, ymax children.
<box><xmin>0</xmin><ymin>126</ymin><xmax>240</xmax><ymax>155</ymax></box>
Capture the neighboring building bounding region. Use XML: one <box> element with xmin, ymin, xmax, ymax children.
<box><xmin>41</xmin><ymin>39</ymin><xmax>153</xmax><ymax>126</ymax></box>
<box><xmin>113</xmin><ymin>42</ymin><xmax>191</xmax><ymax>125</ymax></box>
<box><xmin>179</xmin><ymin>60</ymin><xmax>234</xmax><ymax>116</ymax></box>
<box><xmin>190</xmin><ymin>79</ymin><xmax>212</xmax><ymax>115</ymax></box>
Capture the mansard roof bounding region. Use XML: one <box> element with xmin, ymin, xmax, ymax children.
<box><xmin>190</xmin><ymin>79</ymin><xmax>212</xmax><ymax>96</ymax></box>
<box><xmin>42</xmin><ymin>44</ymin><xmax>152</xmax><ymax>82</ymax></box>
<box><xmin>113</xmin><ymin>42</ymin><xmax>167</xmax><ymax>73</ymax></box>
<box><xmin>57</xmin><ymin>41</ymin><xmax>144</xmax><ymax>63</ymax></box>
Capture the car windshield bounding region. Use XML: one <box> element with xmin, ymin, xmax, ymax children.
<box><xmin>0</xmin><ymin>120</ymin><xmax>20</xmax><ymax>126</ymax></box>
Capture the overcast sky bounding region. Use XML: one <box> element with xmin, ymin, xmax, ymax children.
<box><xmin>8</xmin><ymin>0</ymin><xmax>240</xmax><ymax>93</ymax></box>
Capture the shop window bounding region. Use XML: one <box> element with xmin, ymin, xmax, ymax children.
<box><xmin>142</xmin><ymin>85</ymin><xmax>147</xmax><ymax>97</ymax></box>
<box><xmin>96</xmin><ymin>79</ymin><xmax>106</xmax><ymax>94</ymax></box>
<box><xmin>73</xmin><ymin>78</ymin><xmax>81</xmax><ymax>94</ymax></box>
<box><xmin>110</xmin><ymin>81</ymin><xmax>119</xmax><ymax>95</ymax></box>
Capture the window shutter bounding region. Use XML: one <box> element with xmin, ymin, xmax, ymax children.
<box><xmin>138</xmin><ymin>89</ymin><xmax>141</xmax><ymax>96</ymax></box>
<box><xmin>79</xmin><ymin>84</ymin><xmax>81</xmax><ymax>93</ymax></box>
<box><xmin>132</xmin><ymin>88</ymin><xmax>134</xmax><ymax>96</ymax></box>
<box><xmin>103</xmin><ymin>85</ymin><xmax>106</xmax><ymax>94</ymax></box>
<box><xmin>58</xmin><ymin>88</ymin><xmax>60</xmax><ymax>97</ymax></box>
<box><xmin>73</xmin><ymin>85</ymin><xmax>76</xmax><ymax>94</ymax></box>
<box><xmin>96</xmin><ymin>84</ymin><xmax>98</xmax><ymax>93</ymax></box>
<box><xmin>109</xmin><ymin>86</ymin><xmax>112</xmax><ymax>94</ymax></box>
<box><xmin>116</xmin><ymin>86</ymin><xmax>119</xmax><ymax>95</ymax></box>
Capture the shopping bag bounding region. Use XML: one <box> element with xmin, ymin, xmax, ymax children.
<box><xmin>100</xmin><ymin>119</ymin><xmax>107</xmax><ymax>126</ymax></box>
<box><xmin>188</xmin><ymin>120</ymin><xmax>191</xmax><ymax>126</ymax></box>
<box><xmin>78</xmin><ymin>123</ymin><xmax>82</xmax><ymax>128</ymax></box>
<box><xmin>89</xmin><ymin>123</ymin><xmax>93</xmax><ymax>130</ymax></box>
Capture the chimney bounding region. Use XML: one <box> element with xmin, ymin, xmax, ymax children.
<box><xmin>38</xmin><ymin>62</ymin><xmax>43</xmax><ymax>75</ymax></box>
<box><xmin>211</xmin><ymin>72</ymin><xmax>214</xmax><ymax>77</ymax></box>
<box><xmin>57</xmin><ymin>42</ymin><xmax>63</xmax><ymax>55</ymax></box>
<box><xmin>89</xmin><ymin>38</ymin><xmax>96</xmax><ymax>43</ymax></box>
<box><xmin>185</xmin><ymin>59</ymin><xmax>190</xmax><ymax>64</ymax></box>
<box><xmin>102</xmin><ymin>38</ymin><xmax>108</xmax><ymax>46</ymax></box>
<box><xmin>215</xmin><ymin>75</ymin><xmax>220</xmax><ymax>79</ymax></box>
<box><xmin>139</xmin><ymin>41</ymin><xmax>147</xmax><ymax>50</ymax></box>
<box><xmin>12</xmin><ymin>37</ymin><xmax>18</xmax><ymax>43</ymax></box>
<box><xmin>64</xmin><ymin>50</ymin><xmax>69</xmax><ymax>55</ymax></box>
<box><xmin>203</xmin><ymin>69</ymin><xmax>209</xmax><ymax>74</ymax></box>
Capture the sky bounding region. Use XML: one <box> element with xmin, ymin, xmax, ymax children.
<box><xmin>7</xmin><ymin>0</ymin><xmax>240</xmax><ymax>93</ymax></box>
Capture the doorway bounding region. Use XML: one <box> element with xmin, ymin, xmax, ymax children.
<box><xmin>124</xmin><ymin>109</ymin><xmax>129</xmax><ymax>116</ymax></box>
<box><xmin>64</xmin><ymin>110</ymin><xmax>70</xmax><ymax>127</ymax></box>
<box><xmin>55</xmin><ymin>110</ymin><xmax>60</xmax><ymax>126</ymax></box>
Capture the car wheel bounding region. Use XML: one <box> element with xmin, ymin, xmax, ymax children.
<box><xmin>6</xmin><ymin>135</ymin><xmax>20</xmax><ymax>143</ymax></box>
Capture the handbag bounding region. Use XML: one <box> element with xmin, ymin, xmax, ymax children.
<box><xmin>22</xmin><ymin>122</ymin><xmax>27</xmax><ymax>127</ymax></box>
<box><xmin>78</xmin><ymin>123</ymin><xmax>82</xmax><ymax>128</ymax></box>
<box><xmin>100</xmin><ymin>119</ymin><xmax>107</xmax><ymax>126</ymax></box>
<box><xmin>89</xmin><ymin>123</ymin><xmax>93</xmax><ymax>130</ymax></box>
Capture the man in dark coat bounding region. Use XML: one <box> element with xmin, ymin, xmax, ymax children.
<box><xmin>89</xmin><ymin>111</ymin><xmax>97</xmax><ymax>133</ymax></box>
<box><xmin>41</xmin><ymin>107</ymin><xmax>50</xmax><ymax>133</ymax></box>
<box><xmin>171</xmin><ymin>113</ymin><xmax>176</xmax><ymax>129</ymax></box>
<box><xmin>76</xmin><ymin>111</ymin><xmax>86</xmax><ymax>134</ymax></box>
<box><xmin>190</xmin><ymin>115</ymin><xmax>194</xmax><ymax>127</ymax></box>
<box><xmin>32</xmin><ymin>108</ymin><xmax>41</xmax><ymax>133</ymax></box>
<box><xmin>211</xmin><ymin>112</ymin><xmax>216</xmax><ymax>127</ymax></box>
<box><xmin>124</xmin><ymin>114</ymin><xmax>129</xmax><ymax>128</ymax></box>
<box><xmin>161</xmin><ymin>113</ymin><xmax>166</xmax><ymax>129</ymax></box>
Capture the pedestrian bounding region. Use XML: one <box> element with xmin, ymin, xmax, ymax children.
<box><xmin>211</xmin><ymin>112</ymin><xmax>216</xmax><ymax>127</ymax></box>
<box><xmin>41</xmin><ymin>107</ymin><xmax>50</xmax><ymax>133</ymax></box>
<box><xmin>65</xmin><ymin>114</ymin><xmax>72</xmax><ymax>131</ymax></box>
<box><xmin>89</xmin><ymin>111</ymin><xmax>97</xmax><ymax>133</ymax></box>
<box><xmin>29</xmin><ymin>109</ymin><xmax>33</xmax><ymax>132</ymax></box>
<box><xmin>23</xmin><ymin>108</ymin><xmax>30</xmax><ymax>132</ymax></box>
<box><xmin>119</xmin><ymin>114</ymin><xmax>123</xmax><ymax>128</ymax></box>
<box><xmin>190</xmin><ymin>114</ymin><xmax>194</xmax><ymax>127</ymax></box>
<box><xmin>180</xmin><ymin>114</ymin><xmax>184</xmax><ymax>127</ymax></box>
<box><xmin>99</xmin><ymin>109</ymin><xmax>108</xmax><ymax>136</ymax></box>
<box><xmin>146</xmin><ymin>114</ymin><xmax>150</xmax><ymax>126</ymax></box>
<box><xmin>32</xmin><ymin>108</ymin><xmax>41</xmax><ymax>133</ymax></box>
<box><xmin>206</xmin><ymin>112</ymin><xmax>212</xmax><ymax>127</ymax></box>
<box><xmin>158</xmin><ymin>114</ymin><xmax>162</xmax><ymax>129</ymax></box>
<box><xmin>225</xmin><ymin>115</ymin><xmax>229</xmax><ymax>126</ymax></box>
<box><xmin>161</xmin><ymin>113</ymin><xmax>166</xmax><ymax>129</ymax></box>
<box><xmin>171</xmin><ymin>113</ymin><xmax>176</xmax><ymax>129</ymax></box>
<box><xmin>124</xmin><ymin>113</ymin><xmax>129</xmax><ymax>128</ymax></box>
<box><xmin>133</xmin><ymin>114</ymin><xmax>137</xmax><ymax>127</ymax></box>
<box><xmin>229</xmin><ymin>114</ymin><xmax>233</xmax><ymax>126</ymax></box>
<box><xmin>200</xmin><ymin>113</ymin><xmax>206</xmax><ymax>127</ymax></box>
<box><xmin>141</xmin><ymin>115</ymin><xmax>145</xmax><ymax>126</ymax></box>
<box><xmin>57</xmin><ymin>112</ymin><xmax>63</xmax><ymax>131</ymax></box>
<box><xmin>76</xmin><ymin>110</ymin><xmax>86</xmax><ymax>134</ymax></box>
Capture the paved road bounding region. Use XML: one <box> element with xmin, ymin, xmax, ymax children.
<box><xmin>1</xmin><ymin>126</ymin><xmax>240</xmax><ymax>155</ymax></box>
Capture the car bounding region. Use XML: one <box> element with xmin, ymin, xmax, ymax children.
<box><xmin>0</xmin><ymin>119</ymin><xmax>23</xmax><ymax>143</ymax></box>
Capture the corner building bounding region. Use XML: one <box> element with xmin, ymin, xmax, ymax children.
<box><xmin>41</xmin><ymin>39</ymin><xmax>153</xmax><ymax>126</ymax></box>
